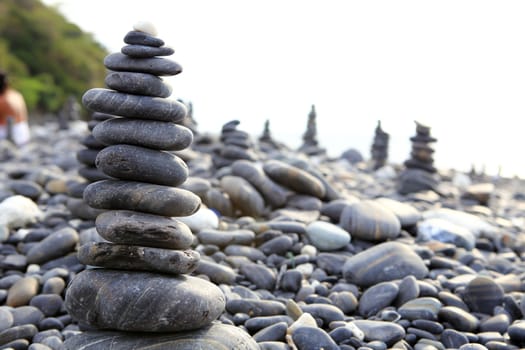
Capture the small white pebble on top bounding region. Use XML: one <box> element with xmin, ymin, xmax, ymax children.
<box><xmin>133</xmin><ymin>21</ymin><xmax>158</xmax><ymax>36</ymax></box>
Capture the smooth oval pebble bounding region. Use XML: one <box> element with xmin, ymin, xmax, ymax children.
<box><xmin>398</xmin><ymin>297</ymin><xmax>443</xmax><ymax>321</ymax></box>
<box><xmin>77</xmin><ymin>242</ymin><xmax>200</xmax><ymax>275</ymax></box>
<box><xmin>105</xmin><ymin>71</ymin><xmax>172</xmax><ymax>97</ymax></box>
<box><xmin>96</xmin><ymin>210</ymin><xmax>193</xmax><ymax>249</ymax></box>
<box><xmin>65</xmin><ymin>269</ymin><xmax>225</xmax><ymax>332</ymax></box>
<box><xmin>374</xmin><ymin>197</ymin><xmax>421</xmax><ymax>227</ymax></box>
<box><xmin>29</xmin><ymin>294</ymin><xmax>63</xmax><ymax>317</ymax></box>
<box><xmin>83</xmin><ymin>88</ymin><xmax>187</xmax><ymax>122</ymax></box>
<box><xmin>300</xmin><ymin>304</ymin><xmax>345</xmax><ymax>325</ymax></box>
<box><xmin>104</xmin><ymin>52</ymin><xmax>182</xmax><ymax>76</ymax></box>
<box><xmin>0</xmin><ymin>308</ymin><xmax>14</xmax><ymax>331</ymax></box>
<box><xmin>93</xmin><ymin>118</ymin><xmax>193</xmax><ymax>150</ymax></box>
<box><xmin>197</xmin><ymin>229</ymin><xmax>254</xmax><ymax>247</ymax></box>
<box><xmin>252</xmin><ymin>321</ymin><xmax>288</xmax><ymax>342</ymax></box>
<box><xmin>225</xmin><ymin>299</ymin><xmax>285</xmax><ymax>317</ymax></box>
<box><xmin>305</xmin><ymin>220</ymin><xmax>350</xmax><ymax>251</ymax></box>
<box><xmin>291</xmin><ymin>326</ymin><xmax>339</xmax><ymax>350</ymax></box>
<box><xmin>121</xmin><ymin>44</ymin><xmax>175</xmax><ymax>58</ymax></box>
<box><xmin>62</xmin><ymin>323</ymin><xmax>259</xmax><ymax>349</ymax></box>
<box><xmin>463</xmin><ymin>276</ymin><xmax>505</xmax><ymax>315</ymax></box>
<box><xmin>358</xmin><ymin>281</ymin><xmax>399</xmax><ymax>317</ymax></box>
<box><xmin>350</xmin><ymin>320</ymin><xmax>406</xmax><ymax>346</ymax></box>
<box><xmin>6</xmin><ymin>276</ymin><xmax>39</xmax><ymax>307</ymax></box>
<box><xmin>96</xmin><ymin>144</ymin><xmax>189</xmax><ymax>186</ymax></box>
<box><xmin>26</xmin><ymin>227</ymin><xmax>79</xmax><ymax>265</ymax></box>
<box><xmin>263</xmin><ymin>160</ymin><xmax>326</xmax><ymax>198</ymax></box>
<box><xmin>84</xmin><ymin>180</ymin><xmax>201</xmax><ymax>217</ymax></box>
<box><xmin>194</xmin><ymin>259</ymin><xmax>238</xmax><ymax>285</ymax></box>
<box><xmin>244</xmin><ymin>315</ymin><xmax>293</xmax><ymax>333</ymax></box>
<box><xmin>239</xmin><ymin>262</ymin><xmax>276</xmax><ymax>290</ymax></box>
<box><xmin>220</xmin><ymin>175</ymin><xmax>265</xmax><ymax>217</ymax></box>
<box><xmin>339</xmin><ymin>200</ymin><xmax>401</xmax><ymax>241</ymax></box>
<box><xmin>124</xmin><ymin>30</ymin><xmax>164</xmax><ymax>46</ymax></box>
<box><xmin>0</xmin><ymin>324</ymin><xmax>38</xmax><ymax>345</ymax></box>
<box><xmin>438</xmin><ymin>306</ymin><xmax>480</xmax><ymax>332</ymax></box>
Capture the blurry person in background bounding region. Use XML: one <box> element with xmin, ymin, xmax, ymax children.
<box><xmin>0</xmin><ymin>70</ymin><xmax>30</xmax><ymax>145</ymax></box>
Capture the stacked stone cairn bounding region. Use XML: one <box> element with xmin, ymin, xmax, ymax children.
<box><xmin>212</xmin><ymin>119</ymin><xmax>258</xmax><ymax>169</ymax></box>
<box><xmin>66</xmin><ymin>112</ymin><xmax>112</xmax><ymax>220</ymax></box>
<box><xmin>398</xmin><ymin>120</ymin><xmax>440</xmax><ymax>194</ymax></box>
<box><xmin>298</xmin><ymin>104</ymin><xmax>326</xmax><ymax>156</ymax></box>
<box><xmin>370</xmin><ymin>120</ymin><xmax>389</xmax><ymax>170</ymax></box>
<box><xmin>258</xmin><ymin>119</ymin><xmax>281</xmax><ymax>152</ymax></box>
<box><xmin>63</xmin><ymin>23</ymin><xmax>258</xmax><ymax>349</ymax></box>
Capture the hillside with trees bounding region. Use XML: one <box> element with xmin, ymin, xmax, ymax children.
<box><xmin>0</xmin><ymin>0</ymin><xmax>107</xmax><ymax>115</ymax></box>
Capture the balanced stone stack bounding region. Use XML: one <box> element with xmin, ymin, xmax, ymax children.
<box><xmin>371</xmin><ymin>120</ymin><xmax>389</xmax><ymax>170</ymax></box>
<box><xmin>66</xmin><ymin>112</ymin><xmax>112</xmax><ymax>220</ymax></box>
<box><xmin>398</xmin><ymin>121</ymin><xmax>440</xmax><ymax>194</ymax></box>
<box><xmin>212</xmin><ymin>119</ymin><xmax>258</xmax><ymax>168</ymax></box>
<box><xmin>258</xmin><ymin>119</ymin><xmax>282</xmax><ymax>153</ymax></box>
<box><xmin>63</xmin><ymin>23</ymin><xmax>257</xmax><ymax>349</ymax></box>
<box><xmin>298</xmin><ymin>104</ymin><xmax>326</xmax><ymax>156</ymax></box>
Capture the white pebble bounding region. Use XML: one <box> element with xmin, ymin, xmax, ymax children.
<box><xmin>300</xmin><ymin>244</ymin><xmax>317</xmax><ymax>257</ymax></box>
<box><xmin>133</xmin><ymin>21</ymin><xmax>158</xmax><ymax>36</ymax></box>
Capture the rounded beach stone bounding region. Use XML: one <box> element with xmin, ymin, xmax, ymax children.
<box><xmin>104</xmin><ymin>52</ymin><xmax>182</xmax><ymax>76</ymax></box>
<box><xmin>0</xmin><ymin>308</ymin><xmax>13</xmax><ymax>332</ymax></box>
<box><xmin>124</xmin><ymin>30</ymin><xmax>164</xmax><ymax>46</ymax></box>
<box><xmin>463</xmin><ymin>276</ymin><xmax>504</xmax><ymax>315</ymax></box>
<box><xmin>194</xmin><ymin>259</ymin><xmax>239</xmax><ymax>285</ymax></box>
<box><xmin>339</xmin><ymin>200</ymin><xmax>401</xmax><ymax>241</ymax></box>
<box><xmin>197</xmin><ymin>229</ymin><xmax>254</xmax><ymax>247</ymax></box>
<box><xmin>220</xmin><ymin>175</ymin><xmax>265</xmax><ymax>217</ymax></box>
<box><xmin>26</xmin><ymin>227</ymin><xmax>79</xmax><ymax>265</ymax></box>
<box><xmin>62</xmin><ymin>323</ymin><xmax>259</xmax><ymax>350</ymax></box>
<box><xmin>29</xmin><ymin>294</ymin><xmax>63</xmax><ymax>317</ymax></box>
<box><xmin>225</xmin><ymin>299</ymin><xmax>286</xmax><ymax>317</ymax></box>
<box><xmin>84</xmin><ymin>180</ymin><xmax>201</xmax><ymax>217</ymax></box>
<box><xmin>358</xmin><ymin>282</ymin><xmax>399</xmax><ymax>317</ymax></box>
<box><xmin>77</xmin><ymin>242</ymin><xmax>200</xmax><ymax>275</ymax></box>
<box><xmin>0</xmin><ymin>324</ymin><xmax>38</xmax><ymax>345</ymax></box>
<box><xmin>105</xmin><ymin>71</ymin><xmax>173</xmax><ymax>97</ymax></box>
<box><xmin>374</xmin><ymin>197</ymin><xmax>421</xmax><ymax>227</ymax></box>
<box><xmin>82</xmin><ymin>88</ymin><xmax>187</xmax><ymax>123</ymax></box>
<box><xmin>93</xmin><ymin>118</ymin><xmax>193</xmax><ymax>151</ymax></box>
<box><xmin>6</xmin><ymin>276</ymin><xmax>39</xmax><ymax>307</ymax></box>
<box><xmin>305</xmin><ymin>220</ymin><xmax>350</xmax><ymax>251</ymax></box>
<box><xmin>96</xmin><ymin>210</ymin><xmax>193</xmax><ymax>249</ymax></box>
<box><xmin>239</xmin><ymin>262</ymin><xmax>276</xmax><ymax>290</ymax></box>
<box><xmin>65</xmin><ymin>269</ymin><xmax>225</xmax><ymax>332</ymax></box>
<box><xmin>438</xmin><ymin>306</ymin><xmax>480</xmax><ymax>332</ymax></box>
<box><xmin>343</xmin><ymin>241</ymin><xmax>427</xmax><ymax>287</ymax></box>
<box><xmin>291</xmin><ymin>326</ymin><xmax>339</xmax><ymax>350</ymax></box>
<box><xmin>417</xmin><ymin>218</ymin><xmax>475</xmax><ymax>250</ymax></box>
<box><xmin>96</xmin><ymin>145</ymin><xmax>188</xmax><ymax>186</ymax></box>
<box><xmin>508</xmin><ymin>321</ymin><xmax>525</xmax><ymax>346</ymax></box>
<box><xmin>398</xmin><ymin>297</ymin><xmax>443</xmax><ymax>321</ymax></box>
<box><xmin>231</xmin><ymin>160</ymin><xmax>290</xmax><ymax>208</ymax></box>
<box><xmin>263</xmin><ymin>160</ymin><xmax>326</xmax><ymax>198</ymax></box>
<box><xmin>252</xmin><ymin>321</ymin><xmax>288</xmax><ymax>342</ymax></box>
<box><xmin>121</xmin><ymin>44</ymin><xmax>174</xmax><ymax>58</ymax></box>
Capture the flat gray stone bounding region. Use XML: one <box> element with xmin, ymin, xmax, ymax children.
<box><xmin>124</xmin><ymin>30</ymin><xmax>164</xmax><ymax>47</ymax></box>
<box><xmin>83</xmin><ymin>88</ymin><xmax>187</xmax><ymax>122</ymax></box>
<box><xmin>26</xmin><ymin>227</ymin><xmax>79</xmax><ymax>265</ymax></box>
<box><xmin>65</xmin><ymin>269</ymin><xmax>225</xmax><ymax>332</ymax></box>
<box><xmin>84</xmin><ymin>180</ymin><xmax>201</xmax><ymax>217</ymax></box>
<box><xmin>93</xmin><ymin>118</ymin><xmax>193</xmax><ymax>151</ymax></box>
<box><xmin>96</xmin><ymin>210</ymin><xmax>193</xmax><ymax>249</ymax></box>
<box><xmin>121</xmin><ymin>44</ymin><xmax>174</xmax><ymax>58</ymax></box>
<box><xmin>220</xmin><ymin>175</ymin><xmax>265</xmax><ymax>217</ymax></box>
<box><xmin>77</xmin><ymin>242</ymin><xmax>200</xmax><ymax>274</ymax></box>
<box><xmin>263</xmin><ymin>160</ymin><xmax>326</xmax><ymax>198</ymax></box>
<box><xmin>105</xmin><ymin>71</ymin><xmax>172</xmax><ymax>97</ymax></box>
<box><xmin>104</xmin><ymin>52</ymin><xmax>182</xmax><ymax>76</ymax></box>
<box><xmin>96</xmin><ymin>145</ymin><xmax>188</xmax><ymax>186</ymax></box>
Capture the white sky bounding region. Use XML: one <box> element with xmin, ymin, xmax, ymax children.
<box><xmin>42</xmin><ymin>0</ymin><xmax>525</xmax><ymax>178</ymax></box>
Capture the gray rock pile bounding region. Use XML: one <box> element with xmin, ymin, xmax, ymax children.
<box><xmin>62</xmin><ymin>23</ymin><xmax>257</xmax><ymax>349</ymax></box>
<box><xmin>370</xmin><ymin>120</ymin><xmax>389</xmax><ymax>170</ymax></box>
<box><xmin>298</xmin><ymin>104</ymin><xmax>326</xmax><ymax>156</ymax></box>
<box><xmin>398</xmin><ymin>121</ymin><xmax>440</xmax><ymax>194</ymax></box>
<box><xmin>212</xmin><ymin>119</ymin><xmax>258</xmax><ymax>169</ymax></box>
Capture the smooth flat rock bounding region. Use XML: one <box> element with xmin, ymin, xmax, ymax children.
<box><xmin>77</xmin><ymin>242</ymin><xmax>200</xmax><ymax>275</ymax></box>
<box><xmin>375</xmin><ymin>197</ymin><xmax>421</xmax><ymax>227</ymax></box>
<box><xmin>225</xmin><ymin>299</ymin><xmax>285</xmax><ymax>317</ymax></box>
<box><xmin>62</xmin><ymin>323</ymin><xmax>259</xmax><ymax>349</ymax></box>
<box><xmin>104</xmin><ymin>52</ymin><xmax>182</xmax><ymax>76</ymax></box>
<box><xmin>239</xmin><ymin>262</ymin><xmax>276</xmax><ymax>290</ymax></box>
<box><xmin>124</xmin><ymin>30</ymin><xmax>164</xmax><ymax>46</ymax></box>
<box><xmin>93</xmin><ymin>118</ymin><xmax>193</xmax><ymax>150</ymax></box>
<box><xmin>121</xmin><ymin>44</ymin><xmax>175</xmax><ymax>58</ymax></box>
<box><xmin>291</xmin><ymin>326</ymin><xmax>339</xmax><ymax>350</ymax></box>
<box><xmin>398</xmin><ymin>297</ymin><xmax>443</xmax><ymax>321</ymax></box>
<box><xmin>65</xmin><ymin>269</ymin><xmax>225</xmax><ymax>332</ymax></box>
<box><xmin>263</xmin><ymin>160</ymin><xmax>326</xmax><ymax>198</ymax></box>
<box><xmin>339</xmin><ymin>200</ymin><xmax>401</xmax><ymax>241</ymax></box>
<box><xmin>6</xmin><ymin>276</ymin><xmax>39</xmax><ymax>307</ymax></box>
<box><xmin>96</xmin><ymin>210</ymin><xmax>193</xmax><ymax>249</ymax></box>
<box><xmin>342</xmin><ymin>241</ymin><xmax>428</xmax><ymax>287</ymax></box>
<box><xmin>193</xmin><ymin>259</ymin><xmax>239</xmax><ymax>285</ymax></box>
<box><xmin>105</xmin><ymin>71</ymin><xmax>173</xmax><ymax>97</ymax></box>
<box><xmin>358</xmin><ymin>281</ymin><xmax>399</xmax><ymax>317</ymax></box>
<box><xmin>350</xmin><ymin>320</ymin><xmax>406</xmax><ymax>346</ymax></box>
<box><xmin>197</xmin><ymin>229</ymin><xmax>254</xmax><ymax>247</ymax></box>
<box><xmin>305</xmin><ymin>220</ymin><xmax>350</xmax><ymax>251</ymax></box>
<box><xmin>83</xmin><ymin>88</ymin><xmax>187</xmax><ymax>122</ymax></box>
<box><xmin>26</xmin><ymin>227</ymin><xmax>79</xmax><ymax>265</ymax></box>
<box><xmin>463</xmin><ymin>276</ymin><xmax>505</xmax><ymax>315</ymax></box>
<box><xmin>96</xmin><ymin>145</ymin><xmax>189</xmax><ymax>186</ymax></box>
<box><xmin>84</xmin><ymin>180</ymin><xmax>201</xmax><ymax>217</ymax></box>
<box><xmin>220</xmin><ymin>175</ymin><xmax>265</xmax><ymax>217</ymax></box>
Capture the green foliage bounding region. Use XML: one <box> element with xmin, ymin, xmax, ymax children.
<box><xmin>0</xmin><ymin>0</ymin><xmax>108</xmax><ymax>113</ymax></box>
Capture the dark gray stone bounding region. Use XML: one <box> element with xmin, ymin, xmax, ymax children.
<box><xmin>84</xmin><ymin>180</ymin><xmax>201</xmax><ymax>217</ymax></box>
<box><xmin>104</xmin><ymin>52</ymin><xmax>182</xmax><ymax>76</ymax></box>
<box><xmin>225</xmin><ymin>299</ymin><xmax>285</xmax><ymax>317</ymax></box>
<box><xmin>463</xmin><ymin>276</ymin><xmax>505</xmax><ymax>315</ymax></box>
<box><xmin>77</xmin><ymin>242</ymin><xmax>200</xmax><ymax>274</ymax></box>
<box><xmin>105</xmin><ymin>71</ymin><xmax>172</xmax><ymax>97</ymax></box>
<box><xmin>220</xmin><ymin>175</ymin><xmax>265</xmax><ymax>217</ymax></box>
<box><xmin>26</xmin><ymin>227</ymin><xmax>79</xmax><ymax>265</ymax></box>
<box><xmin>96</xmin><ymin>145</ymin><xmax>188</xmax><ymax>186</ymax></box>
<box><xmin>351</xmin><ymin>320</ymin><xmax>406</xmax><ymax>346</ymax></box>
<box><xmin>124</xmin><ymin>31</ymin><xmax>164</xmax><ymax>47</ymax></box>
<box><xmin>441</xmin><ymin>329</ymin><xmax>471</xmax><ymax>348</ymax></box>
<box><xmin>358</xmin><ymin>282</ymin><xmax>399</xmax><ymax>317</ymax></box>
<box><xmin>194</xmin><ymin>259</ymin><xmax>239</xmax><ymax>285</ymax></box>
<box><xmin>11</xmin><ymin>305</ymin><xmax>45</xmax><ymax>326</ymax></box>
<box><xmin>291</xmin><ymin>326</ymin><xmax>339</xmax><ymax>350</ymax></box>
<box><xmin>0</xmin><ymin>324</ymin><xmax>38</xmax><ymax>344</ymax></box>
<box><xmin>93</xmin><ymin>118</ymin><xmax>193</xmax><ymax>150</ymax></box>
<box><xmin>438</xmin><ymin>306</ymin><xmax>480</xmax><ymax>332</ymax></box>
<box><xmin>263</xmin><ymin>160</ymin><xmax>326</xmax><ymax>198</ymax></box>
<box><xmin>244</xmin><ymin>316</ymin><xmax>293</xmax><ymax>333</ymax></box>
<box><xmin>121</xmin><ymin>44</ymin><xmax>174</xmax><ymax>58</ymax></box>
<box><xmin>258</xmin><ymin>235</ymin><xmax>293</xmax><ymax>256</ymax></box>
<box><xmin>197</xmin><ymin>229</ymin><xmax>255</xmax><ymax>248</ymax></box>
<box><xmin>96</xmin><ymin>210</ymin><xmax>193</xmax><ymax>249</ymax></box>
<box><xmin>29</xmin><ymin>294</ymin><xmax>63</xmax><ymax>317</ymax></box>
<box><xmin>300</xmin><ymin>304</ymin><xmax>345</xmax><ymax>325</ymax></box>
<box><xmin>239</xmin><ymin>262</ymin><xmax>276</xmax><ymax>290</ymax></box>
<box><xmin>82</xmin><ymin>88</ymin><xmax>187</xmax><ymax>122</ymax></box>
<box><xmin>65</xmin><ymin>269</ymin><xmax>225</xmax><ymax>332</ymax></box>
<box><xmin>252</xmin><ymin>321</ymin><xmax>288</xmax><ymax>342</ymax></box>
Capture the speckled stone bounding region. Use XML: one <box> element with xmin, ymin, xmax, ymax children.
<box><xmin>105</xmin><ymin>71</ymin><xmax>173</xmax><ymax>97</ymax></box>
<box><xmin>96</xmin><ymin>210</ymin><xmax>193</xmax><ymax>249</ymax></box>
<box><xmin>263</xmin><ymin>160</ymin><xmax>326</xmax><ymax>198</ymax></box>
<box><xmin>62</xmin><ymin>323</ymin><xmax>259</xmax><ymax>349</ymax></box>
<box><xmin>342</xmin><ymin>241</ymin><xmax>428</xmax><ymax>287</ymax></box>
<box><xmin>82</xmin><ymin>88</ymin><xmax>187</xmax><ymax>122</ymax></box>
<box><xmin>65</xmin><ymin>269</ymin><xmax>225</xmax><ymax>332</ymax></box>
<box><xmin>104</xmin><ymin>52</ymin><xmax>182</xmax><ymax>76</ymax></box>
<box><xmin>93</xmin><ymin>118</ymin><xmax>193</xmax><ymax>150</ymax></box>
<box><xmin>96</xmin><ymin>145</ymin><xmax>189</xmax><ymax>186</ymax></box>
<box><xmin>77</xmin><ymin>242</ymin><xmax>200</xmax><ymax>274</ymax></box>
<box><xmin>84</xmin><ymin>180</ymin><xmax>201</xmax><ymax>217</ymax></box>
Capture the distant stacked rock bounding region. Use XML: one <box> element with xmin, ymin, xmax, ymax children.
<box><xmin>258</xmin><ymin>119</ymin><xmax>282</xmax><ymax>152</ymax></box>
<box><xmin>398</xmin><ymin>121</ymin><xmax>440</xmax><ymax>194</ymax></box>
<box><xmin>64</xmin><ymin>23</ymin><xmax>257</xmax><ymax>348</ymax></box>
<box><xmin>298</xmin><ymin>104</ymin><xmax>326</xmax><ymax>156</ymax></box>
<box><xmin>212</xmin><ymin>119</ymin><xmax>258</xmax><ymax>168</ymax></box>
<box><xmin>371</xmin><ymin>120</ymin><xmax>389</xmax><ymax>170</ymax></box>
<box><xmin>66</xmin><ymin>112</ymin><xmax>112</xmax><ymax>220</ymax></box>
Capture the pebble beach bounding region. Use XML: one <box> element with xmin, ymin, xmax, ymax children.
<box><xmin>1</xmin><ymin>24</ymin><xmax>525</xmax><ymax>350</ymax></box>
